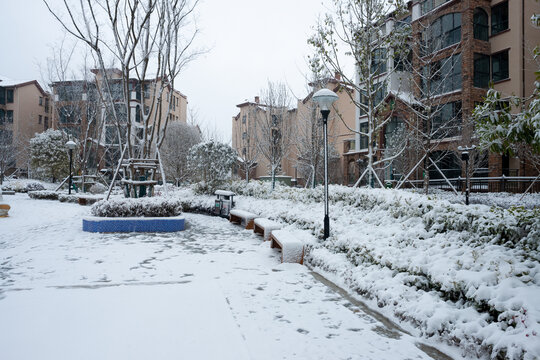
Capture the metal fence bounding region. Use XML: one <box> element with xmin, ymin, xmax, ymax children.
<box><xmin>401</xmin><ymin>176</ymin><xmax>540</xmax><ymax>193</ymax></box>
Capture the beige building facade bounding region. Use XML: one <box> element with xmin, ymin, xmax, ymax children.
<box><xmin>0</xmin><ymin>76</ymin><xmax>51</xmax><ymax>176</ymax></box>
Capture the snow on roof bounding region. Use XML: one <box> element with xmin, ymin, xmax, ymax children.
<box><xmin>0</xmin><ymin>75</ymin><xmax>32</xmax><ymax>87</ymax></box>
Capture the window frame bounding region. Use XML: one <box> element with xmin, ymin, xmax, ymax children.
<box><xmin>6</xmin><ymin>89</ymin><xmax>14</xmax><ymax>103</ymax></box>
<box><xmin>492</xmin><ymin>50</ymin><xmax>509</xmax><ymax>82</ymax></box>
<box><xmin>473</xmin><ymin>8</ymin><xmax>489</xmax><ymax>41</ymax></box>
<box><xmin>474</xmin><ymin>53</ymin><xmax>490</xmax><ymax>88</ymax></box>
<box><xmin>491</xmin><ymin>2</ymin><xmax>509</xmax><ymax>35</ymax></box>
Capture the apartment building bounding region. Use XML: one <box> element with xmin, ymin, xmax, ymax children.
<box><xmin>0</xmin><ymin>76</ymin><xmax>51</xmax><ymax>176</ymax></box>
<box><xmin>232</xmin><ymin>96</ymin><xmax>297</xmax><ymax>182</ymax></box>
<box><xmin>232</xmin><ymin>73</ymin><xmax>356</xmax><ymax>185</ymax></box>
<box><xmin>52</xmin><ymin>68</ymin><xmax>188</xmax><ymax>170</ymax></box>
<box><xmin>346</xmin><ymin>0</ymin><xmax>539</xmax><ymax>185</ymax></box>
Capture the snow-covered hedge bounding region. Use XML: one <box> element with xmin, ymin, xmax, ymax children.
<box><xmin>91</xmin><ymin>197</ymin><xmax>183</xmax><ymax>217</ymax></box>
<box><xmin>177</xmin><ymin>181</ymin><xmax>540</xmax><ymax>359</ymax></box>
<box><xmin>27</xmin><ymin>190</ymin><xmax>59</xmax><ymax>200</ymax></box>
<box><xmin>58</xmin><ymin>194</ymin><xmax>79</xmax><ymax>203</ymax></box>
<box><xmin>88</xmin><ymin>183</ymin><xmax>107</xmax><ymax>194</ymax></box>
<box><xmin>4</xmin><ymin>180</ymin><xmax>46</xmax><ymax>193</ymax></box>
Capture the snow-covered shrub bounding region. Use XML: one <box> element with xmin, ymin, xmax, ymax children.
<box><xmin>30</xmin><ymin>129</ymin><xmax>76</xmax><ymax>182</ymax></box>
<box><xmin>91</xmin><ymin>197</ymin><xmax>182</xmax><ymax>217</ymax></box>
<box><xmin>58</xmin><ymin>194</ymin><xmax>79</xmax><ymax>203</ymax></box>
<box><xmin>88</xmin><ymin>183</ymin><xmax>107</xmax><ymax>194</ymax></box>
<box><xmin>25</xmin><ymin>181</ymin><xmax>45</xmax><ymax>192</ymax></box>
<box><xmin>187</xmin><ymin>141</ymin><xmax>237</xmax><ymax>193</ymax></box>
<box><xmin>27</xmin><ymin>190</ymin><xmax>59</xmax><ymax>200</ymax></box>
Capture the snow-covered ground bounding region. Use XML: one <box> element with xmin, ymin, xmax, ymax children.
<box><xmin>171</xmin><ymin>182</ymin><xmax>540</xmax><ymax>359</ymax></box>
<box><xmin>0</xmin><ymin>194</ymin><xmax>455</xmax><ymax>360</ymax></box>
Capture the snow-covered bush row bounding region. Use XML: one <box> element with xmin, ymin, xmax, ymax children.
<box><xmin>58</xmin><ymin>194</ymin><xmax>79</xmax><ymax>203</ymax></box>
<box><xmin>226</xmin><ymin>181</ymin><xmax>539</xmax><ymax>253</ymax></box>
<box><xmin>3</xmin><ymin>180</ymin><xmax>46</xmax><ymax>193</ymax></box>
<box><xmin>412</xmin><ymin>188</ymin><xmax>540</xmax><ymax>210</ymax></box>
<box><xmin>27</xmin><ymin>190</ymin><xmax>59</xmax><ymax>200</ymax></box>
<box><xmin>91</xmin><ymin>197</ymin><xmax>182</xmax><ymax>217</ymax></box>
<box><xmin>175</xmin><ymin>182</ymin><xmax>540</xmax><ymax>359</ymax></box>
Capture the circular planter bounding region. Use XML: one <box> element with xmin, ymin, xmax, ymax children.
<box><xmin>83</xmin><ymin>215</ymin><xmax>185</xmax><ymax>233</ymax></box>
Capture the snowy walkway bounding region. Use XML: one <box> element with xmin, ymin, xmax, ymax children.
<box><xmin>0</xmin><ymin>194</ymin><xmax>453</xmax><ymax>360</ymax></box>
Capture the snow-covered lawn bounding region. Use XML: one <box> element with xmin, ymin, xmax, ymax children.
<box><xmin>0</xmin><ymin>194</ymin><xmax>452</xmax><ymax>360</ymax></box>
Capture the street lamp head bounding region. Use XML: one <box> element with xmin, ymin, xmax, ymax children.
<box><xmin>66</xmin><ymin>140</ymin><xmax>77</xmax><ymax>150</ymax></box>
<box><xmin>312</xmin><ymin>88</ymin><xmax>339</xmax><ymax>111</ymax></box>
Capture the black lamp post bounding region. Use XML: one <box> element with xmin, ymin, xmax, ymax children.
<box><xmin>312</xmin><ymin>88</ymin><xmax>339</xmax><ymax>240</ymax></box>
<box><xmin>458</xmin><ymin>145</ymin><xmax>476</xmax><ymax>205</ymax></box>
<box><xmin>66</xmin><ymin>140</ymin><xmax>77</xmax><ymax>195</ymax></box>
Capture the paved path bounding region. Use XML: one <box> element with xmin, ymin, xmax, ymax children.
<box><xmin>0</xmin><ymin>194</ymin><xmax>454</xmax><ymax>360</ymax></box>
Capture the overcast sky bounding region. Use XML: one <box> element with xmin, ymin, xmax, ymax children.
<box><xmin>1</xmin><ymin>0</ymin><xmax>333</xmax><ymax>143</ymax></box>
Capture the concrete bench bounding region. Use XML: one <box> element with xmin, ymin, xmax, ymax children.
<box><xmin>269</xmin><ymin>230</ymin><xmax>305</xmax><ymax>264</ymax></box>
<box><xmin>253</xmin><ymin>218</ymin><xmax>282</xmax><ymax>241</ymax></box>
<box><xmin>229</xmin><ymin>209</ymin><xmax>257</xmax><ymax>230</ymax></box>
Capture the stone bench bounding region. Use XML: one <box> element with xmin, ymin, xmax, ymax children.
<box><xmin>253</xmin><ymin>218</ymin><xmax>282</xmax><ymax>241</ymax></box>
<box><xmin>269</xmin><ymin>230</ymin><xmax>305</xmax><ymax>264</ymax></box>
<box><xmin>229</xmin><ymin>209</ymin><xmax>257</xmax><ymax>230</ymax></box>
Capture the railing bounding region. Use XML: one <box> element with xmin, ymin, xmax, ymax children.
<box><xmin>400</xmin><ymin>176</ymin><xmax>540</xmax><ymax>193</ymax></box>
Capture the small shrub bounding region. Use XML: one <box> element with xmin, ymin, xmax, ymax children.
<box><xmin>25</xmin><ymin>181</ymin><xmax>45</xmax><ymax>192</ymax></box>
<box><xmin>28</xmin><ymin>190</ymin><xmax>59</xmax><ymax>200</ymax></box>
<box><xmin>88</xmin><ymin>183</ymin><xmax>107</xmax><ymax>194</ymax></box>
<box><xmin>91</xmin><ymin>197</ymin><xmax>182</xmax><ymax>217</ymax></box>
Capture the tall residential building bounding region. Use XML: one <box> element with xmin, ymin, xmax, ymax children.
<box><xmin>347</xmin><ymin>0</ymin><xmax>540</xmax><ymax>184</ymax></box>
<box><xmin>0</xmin><ymin>76</ymin><xmax>51</xmax><ymax>176</ymax></box>
<box><xmin>52</xmin><ymin>68</ymin><xmax>188</xmax><ymax>170</ymax></box>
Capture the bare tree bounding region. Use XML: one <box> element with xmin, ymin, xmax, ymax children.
<box><xmin>234</xmin><ymin>105</ymin><xmax>259</xmax><ymax>183</ymax></box>
<box><xmin>309</xmin><ymin>0</ymin><xmax>409</xmax><ymax>188</ymax></box>
<box><xmin>256</xmin><ymin>81</ymin><xmax>295</xmax><ymax>190</ymax></box>
<box><xmin>43</xmin><ymin>0</ymin><xmax>204</xmax><ymax>197</ymax></box>
<box><xmin>160</xmin><ymin>121</ymin><xmax>201</xmax><ymax>185</ymax></box>
<box><xmin>295</xmin><ymin>56</ymin><xmax>334</xmax><ymax>188</ymax></box>
<box><xmin>43</xmin><ymin>39</ymin><xmax>105</xmax><ymax>189</ymax></box>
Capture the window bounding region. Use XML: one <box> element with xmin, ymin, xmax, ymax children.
<box><xmin>0</xmin><ymin>88</ymin><xmax>5</xmax><ymax>105</ymax></box>
<box><xmin>423</xmin><ymin>53</ymin><xmax>462</xmax><ymax>96</ymax></box>
<box><xmin>242</xmin><ymin>131</ymin><xmax>247</xmax><ymax>140</ymax></box>
<box><xmin>474</xmin><ymin>53</ymin><xmax>490</xmax><ymax>88</ymax></box>
<box><xmin>359</xmin><ymin>122</ymin><xmax>368</xmax><ymax>149</ymax></box>
<box><xmin>432</xmin><ymin>101</ymin><xmax>462</xmax><ymax>139</ymax></box>
<box><xmin>6</xmin><ymin>89</ymin><xmax>13</xmax><ymax>103</ymax></box>
<box><xmin>44</xmin><ymin>117</ymin><xmax>49</xmax><ymax>129</ymax></box>
<box><xmin>135</xmin><ymin>105</ymin><xmax>141</xmax><ymax>123</ymax></box>
<box><xmin>242</xmin><ymin>115</ymin><xmax>246</xmax><ymax>124</ymax></box>
<box><xmin>421</xmin><ymin>0</ymin><xmax>450</xmax><ymax>15</ymax></box>
<box><xmin>0</xmin><ymin>129</ymin><xmax>13</xmax><ymax>145</ymax></box>
<box><xmin>0</xmin><ymin>109</ymin><xmax>4</xmax><ymax>124</ymax></box>
<box><xmin>384</xmin><ymin>117</ymin><xmax>404</xmax><ymax>148</ymax></box>
<box><xmin>348</xmin><ymin>160</ymin><xmax>356</xmax><ymax>185</ymax></box>
<box><xmin>426</xmin><ymin>13</ymin><xmax>461</xmax><ymax>53</ymax></box>
<box><xmin>394</xmin><ymin>48</ymin><xmax>412</xmax><ymax>72</ymax></box>
<box><xmin>58</xmin><ymin>106</ymin><xmax>82</xmax><ymax>124</ymax></box>
<box><xmin>143</xmin><ymin>84</ymin><xmax>150</xmax><ymax>98</ymax></box>
<box><xmin>39</xmin><ymin>97</ymin><xmax>43</xmax><ymax>106</ymax></box>
<box><xmin>473</xmin><ymin>8</ymin><xmax>489</xmax><ymax>41</ymax></box>
<box><xmin>429</xmin><ymin>151</ymin><xmax>461</xmax><ymax>179</ymax></box>
<box><xmin>5</xmin><ymin>110</ymin><xmax>13</xmax><ymax>123</ymax></box>
<box><xmin>39</xmin><ymin>115</ymin><xmax>42</xmax><ymax>124</ymax></box>
<box><xmin>491</xmin><ymin>2</ymin><xmax>508</xmax><ymax>35</ymax></box>
<box><xmin>492</xmin><ymin>50</ymin><xmax>509</xmax><ymax>81</ymax></box>
<box><xmin>371</xmin><ymin>48</ymin><xmax>387</xmax><ymax>75</ymax></box>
